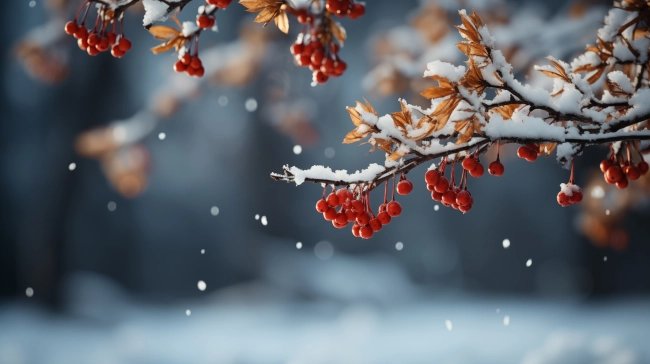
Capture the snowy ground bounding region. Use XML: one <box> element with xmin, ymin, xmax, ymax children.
<box><xmin>1</xmin><ymin>269</ymin><xmax>648</xmax><ymax>364</ymax></box>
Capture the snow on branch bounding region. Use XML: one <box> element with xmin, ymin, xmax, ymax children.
<box><xmin>271</xmin><ymin>1</ymin><xmax>650</xmax><ymax>239</ymax></box>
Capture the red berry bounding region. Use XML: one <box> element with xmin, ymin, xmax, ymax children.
<box><xmin>605</xmin><ymin>166</ymin><xmax>623</xmax><ymax>184</ymax></box>
<box><xmin>296</xmin><ymin>54</ymin><xmax>311</xmax><ymax>67</ymax></box>
<box><xmin>431</xmin><ymin>191</ymin><xmax>443</xmax><ymax>201</ymax></box>
<box><xmin>469</xmin><ymin>163</ymin><xmax>484</xmax><ymax>178</ymax></box>
<box><xmin>326</xmin><ymin>0</ymin><xmax>344</xmax><ymax>15</ymax></box>
<box><xmin>181</xmin><ymin>53</ymin><xmax>192</xmax><ymax>65</ymax></box>
<box><xmin>87</xmin><ymin>45</ymin><xmax>99</xmax><ymax>56</ymax></box>
<box><xmin>624</xmin><ymin>165</ymin><xmax>640</xmax><ymax>180</ymax></box>
<box><xmin>345</xmin><ymin>210</ymin><xmax>357</xmax><ymax>222</ymax></box>
<box><xmin>569</xmin><ymin>189</ymin><xmax>583</xmax><ymax>204</ymax></box>
<box><xmin>434</xmin><ymin>176</ymin><xmax>450</xmax><ymax>193</ymax></box>
<box><xmin>296</xmin><ymin>9</ymin><xmax>310</xmax><ymax>24</ymax></box>
<box><xmin>335</xmin><ymin>213</ymin><xmax>348</xmax><ymax>225</ymax></box>
<box><xmin>77</xmin><ymin>38</ymin><xmax>88</xmax><ymax>51</ymax></box>
<box><xmin>326</xmin><ymin>192</ymin><xmax>340</xmax><ymax>207</ymax></box>
<box><xmin>396</xmin><ymin>180</ymin><xmax>413</xmax><ymax>195</ymax></box>
<box><xmin>377</xmin><ymin>211</ymin><xmax>391</xmax><ymax>225</ymax></box>
<box><xmin>330</xmin><ymin>43</ymin><xmax>340</xmax><ymax>54</ymax></box>
<box><xmin>174</xmin><ymin>60</ymin><xmax>187</xmax><ymax>73</ymax></box>
<box><xmin>557</xmin><ymin>192</ymin><xmax>570</xmax><ymax>207</ymax></box>
<box><xmin>107</xmin><ymin>32</ymin><xmax>117</xmax><ymax>45</ymax></box>
<box><xmin>74</xmin><ymin>27</ymin><xmax>88</xmax><ymax>40</ymax></box>
<box><xmin>96</xmin><ymin>37</ymin><xmax>109</xmax><ymax>52</ymax></box>
<box><xmin>336</xmin><ymin>188</ymin><xmax>349</xmax><ymax>204</ymax></box>
<box><xmin>214</xmin><ymin>0</ymin><xmax>233</xmax><ymax>8</ymax></box>
<box><xmin>64</xmin><ymin>21</ymin><xmax>79</xmax><ymax>35</ymax></box>
<box><xmin>324</xmin><ymin>207</ymin><xmax>337</xmax><ymax>221</ymax></box>
<box><xmin>194</xmin><ymin>67</ymin><xmax>205</xmax><ymax>78</ymax></box>
<box><xmin>118</xmin><ymin>38</ymin><xmax>132</xmax><ymax>52</ymax></box>
<box><xmin>378</xmin><ymin>203</ymin><xmax>387</xmax><ymax>213</ymax></box>
<box><xmin>525</xmin><ymin>153</ymin><xmax>538</xmax><ymax>162</ymax></box>
<box><xmin>456</xmin><ymin>190</ymin><xmax>472</xmax><ymax>206</ymax></box>
<box><xmin>442</xmin><ymin>190</ymin><xmax>456</xmax><ymax>204</ymax></box>
<box><xmin>309</xmin><ymin>40</ymin><xmax>323</xmax><ymax>51</ymax></box>
<box><xmin>351</xmin><ymin>199</ymin><xmax>364</xmax><ymax>212</ymax></box>
<box><xmin>517</xmin><ymin>146</ymin><xmax>531</xmax><ymax>159</ymax></box>
<box><xmin>352</xmin><ymin>224</ymin><xmax>361</xmax><ymax>237</ymax></box>
<box><xmin>316</xmin><ymin>199</ymin><xmax>329</xmax><ymax>213</ymax></box>
<box><xmin>462</xmin><ymin>158</ymin><xmax>477</xmax><ymax>171</ymax></box>
<box><xmin>348</xmin><ymin>3</ymin><xmax>365</xmax><ymax>19</ymax></box>
<box><xmin>290</xmin><ymin>43</ymin><xmax>304</xmax><ymax>56</ymax></box>
<box><xmin>459</xmin><ymin>203</ymin><xmax>472</xmax><ymax>213</ymax></box>
<box><xmin>369</xmin><ymin>219</ymin><xmax>382</xmax><ymax>232</ymax></box>
<box><xmin>356</xmin><ymin>211</ymin><xmax>371</xmax><ymax>226</ymax></box>
<box><xmin>488</xmin><ymin>161</ymin><xmax>504</xmax><ymax>176</ymax></box>
<box><xmin>600</xmin><ymin>160</ymin><xmax>613</xmax><ymax>173</ymax></box>
<box><xmin>311</xmin><ymin>50</ymin><xmax>324</xmax><ymax>66</ymax></box>
<box><xmin>616</xmin><ymin>177</ymin><xmax>629</xmax><ymax>189</ymax></box>
<box><xmin>197</xmin><ymin>14</ymin><xmax>211</xmax><ymax>28</ymax></box>
<box><xmin>360</xmin><ymin>225</ymin><xmax>374</xmax><ymax>239</ymax></box>
<box><xmin>186</xmin><ymin>66</ymin><xmax>197</xmax><ymax>77</ymax></box>
<box><xmin>387</xmin><ymin>201</ymin><xmax>402</xmax><ymax>217</ymax></box>
<box><xmin>332</xmin><ymin>219</ymin><xmax>347</xmax><ymax>229</ymax></box>
<box><xmin>190</xmin><ymin>57</ymin><xmax>203</xmax><ymax>69</ymax></box>
<box><xmin>111</xmin><ymin>47</ymin><xmax>125</xmax><ymax>58</ymax></box>
<box><xmin>333</xmin><ymin>60</ymin><xmax>347</xmax><ymax>76</ymax></box>
<box><xmin>313</xmin><ymin>71</ymin><xmax>329</xmax><ymax>84</ymax></box>
<box><xmin>638</xmin><ymin>161</ymin><xmax>649</xmax><ymax>175</ymax></box>
<box><xmin>425</xmin><ymin>170</ymin><xmax>441</xmax><ymax>185</ymax></box>
<box><xmin>87</xmin><ymin>32</ymin><xmax>99</xmax><ymax>46</ymax></box>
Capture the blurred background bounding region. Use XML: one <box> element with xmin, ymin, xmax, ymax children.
<box><xmin>1</xmin><ymin>0</ymin><xmax>650</xmax><ymax>363</ymax></box>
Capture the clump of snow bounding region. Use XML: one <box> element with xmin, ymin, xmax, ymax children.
<box><xmin>142</xmin><ymin>0</ymin><xmax>179</xmax><ymax>27</ymax></box>
<box><xmin>560</xmin><ymin>183</ymin><xmax>581</xmax><ymax>197</ymax></box>
<box><xmin>182</xmin><ymin>21</ymin><xmax>199</xmax><ymax>37</ymax></box>
<box><xmin>289</xmin><ymin>164</ymin><xmax>386</xmax><ymax>186</ymax></box>
<box><xmin>424</xmin><ymin>61</ymin><xmax>466</xmax><ymax>82</ymax></box>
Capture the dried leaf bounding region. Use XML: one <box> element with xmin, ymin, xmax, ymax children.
<box><xmin>587</xmin><ymin>65</ymin><xmax>606</xmax><ymax>84</ymax></box>
<box><xmin>330</xmin><ymin>21</ymin><xmax>347</xmax><ymax>45</ymax></box>
<box><xmin>148</xmin><ymin>25</ymin><xmax>181</xmax><ymax>40</ymax></box>
<box><xmin>274</xmin><ymin>10</ymin><xmax>289</xmax><ymax>34</ymax></box>
<box><xmin>387</xmin><ymin>148</ymin><xmax>408</xmax><ymax>161</ymax></box>
<box><xmin>150</xmin><ymin>35</ymin><xmax>184</xmax><ymax>54</ymax></box>
<box><xmin>368</xmin><ymin>137</ymin><xmax>393</xmax><ymax>153</ymax></box>
<box><xmin>456</xmin><ymin>123</ymin><xmax>474</xmax><ymax>144</ymax></box>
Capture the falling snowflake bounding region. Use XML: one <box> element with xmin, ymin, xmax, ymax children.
<box><xmin>25</xmin><ymin>287</ymin><xmax>34</xmax><ymax>297</ymax></box>
<box><xmin>296</xmin><ymin>242</ymin><xmax>302</xmax><ymax>249</ymax></box>
<box><xmin>261</xmin><ymin>216</ymin><xmax>268</xmax><ymax>226</ymax></box>
<box><xmin>185</xmin><ymin>310</ymin><xmax>191</xmax><ymax>316</ymax></box>
<box><xmin>107</xmin><ymin>201</ymin><xmax>117</xmax><ymax>212</ymax></box>
<box><xmin>395</xmin><ymin>242</ymin><xmax>404</xmax><ymax>251</ymax></box>
<box><xmin>293</xmin><ymin>145</ymin><xmax>302</xmax><ymax>155</ymax></box>
<box><xmin>526</xmin><ymin>259</ymin><xmax>533</xmax><ymax>267</ymax></box>
<box><xmin>158</xmin><ymin>132</ymin><xmax>166</xmax><ymax>140</ymax></box>
<box><xmin>197</xmin><ymin>280</ymin><xmax>206</xmax><ymax>291</ymax></box>
<box><xmin>210</xmin><ymin>206</ymin><xmax>219</xmax><ymax>216</ymax></box>
<box><xmin>504</xmin><ymin>315</ymin><xmax>510</xmax><ymax>326</ymax></box>
<box><xmin>502</xmin><ymin>239</ymin><xmax>510</xmax><ymax>249</ymax></box>
<box><xmin>68</xmin><ymin>163</ymin><xmax>76</xmax><ymax>171</ymax></box>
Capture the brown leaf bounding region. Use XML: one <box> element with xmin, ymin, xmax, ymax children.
<box><xmin>546</xmin><ymin>57</ymin><xmax>571</xmax><ymax>82</ymax></box>
<box><xmin>587</xmin><ymin>65</ymin><xmax>606</xmax><ymax>84</ymax></box>
<box><xmin>343</xmin><ymin>130</ymin><xmax>365</xmax><ymax>144</ymax></box>
<box><xmin>456</xmin><ymin>42</ymin><xmax>488</xmax><ymax>57</ymax></box>
<box><xmin>148</xmin><ymin>25</ymin><xmax>181</xmax><ymax>40</ymax></box>
<box><xmin>150</xmin><ymin>35</ymin><xmax>185</xmax><ymax>54</ymax></box>
<box><xmin>347</xmin><ymin>106</ymin><xmax>363</xmax><ymax>127</ymax></box>
<box><xmin>455</xmin><ymin>123</ymin><xmax>474</xmax><ymax>144</ymax></box>
<box><xmin>330</xmin><ymin>21</ymin><xmax>347</xmax><ymax>45</ymax></box>
<box><xmin>387</xmin><ymin>148</ymin><xmax>408</xmax><ymax>161</ymax></box>
<box><xmin>274</xmin><ymin>10</ymin><xmax>289</xmax><ymax>34</ymax></box>
<box><xmin>368</xmin><ymin>137</ymin><xmax>394</xmax><ymax>153</ymax></box>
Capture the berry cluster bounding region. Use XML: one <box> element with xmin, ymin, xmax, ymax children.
<box><xmin>426</xmin><ymin>160</ymin><xmax>475</xmax><ymax>213</ymax></box>
<box><xmin>291</xmin><ymin>36</ymin><xmax>348</xmax><ymax>84</ymax></box>
<box><xmin>290</xmin><ymin>1</ymin><xmax>365</xmax><ymax>84</ymax></box>
<box><xmin>325</xmin><ymin>0</ymin><xmax>366</xmax><ymax>19</ymax></box>
<box><xmin>600</xmin><ymin>158</ymin><xmax>648</xmax><ymax>189</ymax></box>
<box><xmin>315</xmin><ymin>181</ymin><xmax>402</xmax><ymax>239</ymax></box>
<box><xmin>64</xmin><ymin>2</ymin><xmax>132</xmax><ymax>58</ymax></box>
<box><xmin>517</xmin><ymin>143</ymin><xmax>539</xmax><ymax>162</ymax></box>
<box><xmin>174</xmin><ymin>53</ymin><xmax>205</xmax><ymax>77</ymax></box>
<box><xmin>557</xmin><ymin>183</ymin><xmax>583</xmax><ymax>206</ymax></box>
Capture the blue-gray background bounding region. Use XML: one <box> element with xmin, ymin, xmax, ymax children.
<box><xmin>1</xmin><ymin>0</ymin><xmax>649</xmax><ymax>363</ymax></box>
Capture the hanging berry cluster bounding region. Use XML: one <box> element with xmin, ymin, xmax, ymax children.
<box><xmin>557</xmin><ymin>160</ymin><xmax>583</xmax><ymax>207</ymax></box>
<box><xmin>290</xmin><ymin>0</ymin><xmax>365</xmax><ymax>84</ymax></box>
<box><xmin>599</xmin><ymin>143</ymin><xmax>649</xmax><ymax>189</ymax></box>
<box><xmin>315</xmin><ymin>178</ymin><xmax>402</xmax><ymax>239</ymax></box>
<box><xmin>426</xmin><ymin>158</ymin><xmax>476</xmax><ymax>213</ymax></box>
<box><xmin>64</xmin><ymin>1</ymin><xmax>132</xmax><ymax>58</ymax></box>
<box><xmin>62</xmin><ymin>0</ymin><xmax>365</xmax><ymax>81</ymax></box>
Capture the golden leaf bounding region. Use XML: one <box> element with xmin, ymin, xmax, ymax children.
<box><xmin>492</xmin><ymin>104</ymin><xmax>519</xmax><ymax>120</ymax></box>
<box><xmin>456</xmin><ymin>122</ymin><xmax>474</xmax><ymax>144</ymax></box>
<box><xmin>330</xmin><ymin>21</ymin><xmax>347</xmax><ymax>45</ymax></box>
<box><xmin>456</xmin><ymin>27</ymin><xmax>480</xmax><ymax>43</ymax></box>
<box><xmin>387</xmin><ymin>148</ymin><xmax>408</xmax><ymax>161</ymax></box>
<box><xmin>368</xmin><ymin>137</ymin><xmax>394</xmax><ymax>153</ymax></box>
<box><xmin>633</xmin><ymin>28</ymin><xmax>650</xmax><ymax>40</ymax></box>
<box><xmin>254</xmin><ymin>7</ymin><xmax>278</xmax><ymax>24</ymax></box>
<box><xmin>148</xmin><ymin>25</ymin><xmax>181</xmax><ymax>40</ymax></box>
<box><xmin>456</xmin><ymin>42</ymin><xmax>488</xmax><ymax>57</ymax></box>
<box><xmin>343</xmin><ymin>130</ymin><xmax>365</xmax><ymax>144</ymax></box>
<box><xmin>347</xmin><ymin>106</ymin><xmax>363</xmax><ymax>127</ymax></box>
<box><xmin>360</xmin><ymin>98</ymin><xmax>377</xmax><ymax>115</ymax></box>
<box><xmin>150</xmin><ymin>35</ymin><xmax>185</xmax><ymax>54</ymax></box>
<box><xmin>421</xmin><ymin>87</ymin><xmax>456</xmax><ymax>99</ymax></box>
<box><xmin>587</xmin><ymin>65</ymin><xmax>606</xmax><ymax>84</ymax></box>
<box><xmin>274</xmin><ymin>10</ymin><xmax>289</xmax><ymax>34</ymax></box>
<box><xmin>431</xmin><ymin>96</ymin><xmax>461</xmax><ymax>132</ymax></box>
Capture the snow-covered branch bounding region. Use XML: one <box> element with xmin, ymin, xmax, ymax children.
<box><xmin>271</xmin><ymin>1</ymin><xmax>650</xmax><ymax>238</ymax></box>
